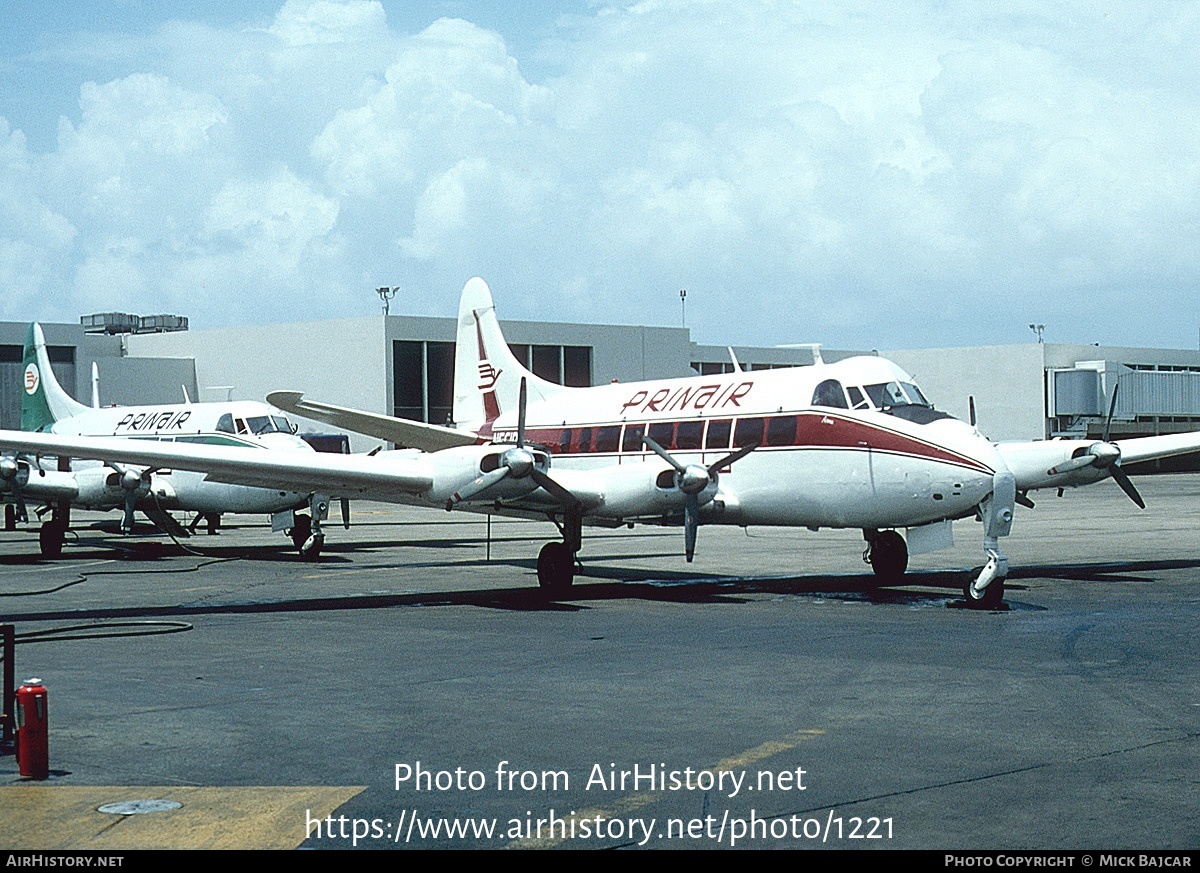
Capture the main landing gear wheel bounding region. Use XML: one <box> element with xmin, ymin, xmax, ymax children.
<box><xmin>537</xmin><ymin>541</ymin><xmax>575</xmax><ymax>593</ymax></box>
<box><xmin>4</xmin><ymin>503</ymin><xmax>16</xmax><ymax>531</ymax></box>
<box><xmin>39</xmin><ymin>520</ymin><xmax>66</xmax><ymax>559</ymax></box>
<box><xmin>963</xmin><ymin>573</ymin><xmax>1005</xmax><ymax>610</ymax></box>
<box><xmin>290</xmin><ymin>514</ymin><xmax>322</xmax><ymax>560</ymax></box>
<box><xmin>289</xmin><ymin>514</ymin><xmax>311</xmax><ymax>550</ymax></box>
<box><xmin>299</xmin><ymin>533</ymin><xmax>324</xmax><ymax>562</ymax></box>
<box><xmin>868</xmin><ymin>530</ymin><xmax>908</xmax><ymax>585</ymax></box>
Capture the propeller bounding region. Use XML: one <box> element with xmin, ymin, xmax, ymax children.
<box><xmin>445</xmin><ymin>378</ymin><xmax>581</xmax><ymax>513</ymax></box>
<box><xmin>642</xmin><ymin>435</ymin><xmax>757</xmax><ymax>562</ymax></box>
<box><xmin>0</xmin><ymin>454</ymin><xmax>30</xmax><ymax>523</ymax></box>
<box><xmin>109</xmin><ymin>463</ymin><xmax>154</xmax><ymax>533</ymax></box>
<box><xmin>1046</xmin><ymin>383</ymin><xmax>1144</xmax><ymax>508</ymax></box>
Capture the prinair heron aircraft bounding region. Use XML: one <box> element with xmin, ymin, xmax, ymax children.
<box><xmin>3</xmin><ymin>279</ymin><xmax>1200</xmax><ymax>608</ymax></box>
<box><xmin>0</xmin><ymin>323</ymin><xmax>320</xmax><ymax>557</ymax></box>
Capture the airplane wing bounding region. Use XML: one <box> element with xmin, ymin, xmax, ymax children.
<box><xmin>997</xmin><ymin>430</ymin><xmax>1200</xmax><ymax>493</ymax></box>
<box><xmin>0</xmin><ymin>430</ymin><xmax>434</xmax><ymax>499</ymax></box>
<box><xmin>267</xmin><ymin>391</ymin><xmax>477</xmax><ymax>452</ymax></box>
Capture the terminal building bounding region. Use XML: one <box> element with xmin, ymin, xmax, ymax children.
<box><xmin>3</xmin><ymin>313</ymin><xmax>1200</xmax><ymax>470</ymax></box>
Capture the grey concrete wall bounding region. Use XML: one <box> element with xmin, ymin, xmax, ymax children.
<box><xmin>884</xmin><ymin>344</ymin><xmax>1049</xmax><ymax>442</ymax></box>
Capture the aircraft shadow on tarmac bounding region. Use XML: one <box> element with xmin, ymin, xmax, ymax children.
<box><xmin>4</xmin><ymin>522</ymin><xmax>1198</xmax><ymax>620</ymax></box>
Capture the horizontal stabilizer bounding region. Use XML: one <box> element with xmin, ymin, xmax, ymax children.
<box><xmin>268</xmin><ymin>391</ymin><xmax>478</xmax><ymax>452</ymax></box>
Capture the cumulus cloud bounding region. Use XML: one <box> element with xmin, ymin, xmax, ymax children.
<box><xmin>1</xmin><ymin>0</ymin><xmax>1198</xmax><ymax>349</ymax></box>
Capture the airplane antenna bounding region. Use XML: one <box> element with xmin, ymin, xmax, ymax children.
<box><xmin>727</xmin><ymin>348</ymin><xmax>743</xmax><ymax>373</ymax></box>
<box><xmin>377</xmin><ymin>286</ymin><xmax>399</xmax><ymax>317</ymax></box>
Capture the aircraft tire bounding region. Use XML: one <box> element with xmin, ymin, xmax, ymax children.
<box><xmin>4</xmin><ymin>503</ymin><xmax>16</xmax><ymax>531</ymax></box>
<box><xmin>868</xmin><ymin>530</ymin><xmax>908</xmax><ymax>584</ymax></box>
<box><xmin>289</xmin><ymin>514</ymin><xmax>312</xmax><ymax>550</ymax></box>
<box><xmin>39</xmin><ymin>520</ymin><xmax>65</xmax><ymax>559</ymax></box>
<box><xmin>299</xmin><ymin>533</ymin><xmax>324</xmax><ymax>561</ymax></box>
<box><xmin>537</xmin><ymin>541</ymin><xmax>574</xmax><ymax>593</ymax></box>
<box><xmin>963</xmin><ymin>573</ymin><xmax>1005</xmax><ymax>610</ymax></box>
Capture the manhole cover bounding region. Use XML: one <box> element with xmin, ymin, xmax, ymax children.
<box><xmin>98</xmin><ymin>800</ymin><xmax>182</xmax><ymax>815</ymax></box>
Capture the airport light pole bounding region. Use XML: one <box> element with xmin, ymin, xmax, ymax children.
<box><xmin>680</xmin><ymin>289</ymin><xmax>687</xmax><ymax>327</ymax></box>
<box><xmin>377</xmin><ymin>286</ymin><xmax>399</xmax><ymax>316</ymax></box>
<box><xmin>1029</xmin><ymin>323</ymin><xmax>1045</xmax><ymax>343</ymax></box>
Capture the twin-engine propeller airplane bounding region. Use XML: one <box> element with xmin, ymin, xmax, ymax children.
<box><xmin>3</xmin><ymin>278</ymin><xmax>1200</xmax><ymax>608</ymax></box>
<box><xmin>0</xmin><ymin>324</ymin><xmax>321</xmax><ymax>557</ymax></box>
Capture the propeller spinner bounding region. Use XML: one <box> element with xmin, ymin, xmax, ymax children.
<box><xmin>445</xmin><ymin>378</ymin><xmax>580</xmax><ymax>513</ymax></box>
<box><xmin>1046</xmin><ymin>382</ymin><xmax>1144</xmax><ymax>508</ymax></box>
<box><xmin>642</xmin><ymin>436</ymin><xmax>757</xmax><ymax>562</ymax></box>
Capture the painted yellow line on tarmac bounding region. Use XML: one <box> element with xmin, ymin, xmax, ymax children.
<box><xmin>506</xmin><ymin>728</ymin><xmax>826</xmax><ymax>849</ymax></box>
<box><xmin>0</xmin><ymin>785</ymin><xmax>364</xmax><ymax>850</ymax></box>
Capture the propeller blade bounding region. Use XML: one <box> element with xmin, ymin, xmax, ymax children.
<box><xmin>517</xmin><ymin>377</ymin><xmax>527</xmax><ymax>448</ymax></box>
<box><xmin>445</xmin><ymin>467</ymin><xmax>511</xmax><ymax>510</ymax></box>
<box><xmin>642</xmin><ymin>435</ymin><xmax>686</xmax><ymax>473</ymax></box>
<box><xmin>122</xmin><ymin>491</ymin><xmax>137</xmax><ymax>534</ymax></box>
<box><xmin>683</xmin><ymin>494</ymin><xmax>699</xmax><ymax>562</ymax></box>
<box><xmin>530</xmin><ymin>468</ymin><xmax>582</xmax><ymax>510</ymax></box>
<box><xmin>968</xmin><ymin>395</ymin><xmax>977</xmax><ymax>427</ymax></box>
<box><xmin>1110</xmin><ymin>464</ymin><xmax>1145</xmax><ymax>509</ymax></box>
<box><xmin>1103</xmin><ymin>382</ymin><xmax>1120</xmax><ymax>443</ymax></box>
<box><xmin>707</xmin><ymin>441</ymin><xmax>757</xmax><ymax>476</ymax></box>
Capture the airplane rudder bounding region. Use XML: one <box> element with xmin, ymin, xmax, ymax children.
<box><xmin>20</xmin><ymin>324</ymin><xmax>57</xmax><ymax>432</ymax></box>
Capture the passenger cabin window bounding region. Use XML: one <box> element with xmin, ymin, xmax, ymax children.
<box><xmin>734</xmin><ymin>417</ymin><xmax>765</xmax><ymax>448</ymax></box>
<box><xmin>675</xmin><ymin>420</ymin><xmax>703</xmax><ymax>450</ymax></box>
<box><xmin>621</xmin><ymin>424</ymin><xmax>645</xmax><ymax>453</ymax></box>
<box><xmin>595</xmin><ymin>426</ymin><xmax>620</xmax><ymax>453</ymax></box>
<box><xmin>812</xmin><ymin>379</ymin><xmax>849</xmax><ymax>409</ymax></box>
<box><xmin>705</xmin><ymin>419</ymin><xmax>732</xmax><ymax>450</ymax></box>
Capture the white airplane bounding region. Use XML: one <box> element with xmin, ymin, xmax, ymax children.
<box><xmin>0</xmin><ymin>323</ymin><xmax>321</xmax><ymax>557</ymax></box>
<box><xmin>3</xmin><ymin>279</ymin><xmax>1200</xmax><ymax>608</ymax></box>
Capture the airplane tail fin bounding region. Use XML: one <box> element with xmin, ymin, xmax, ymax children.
<box><xmin>21</xmin><ymin>324</ymin><xmax>90</xmax><ymax>432</ymax></box>
<box><xmin>452</xmin><ymin>278</ymin><xmax>568</xmax><ymax>432</ymax></box>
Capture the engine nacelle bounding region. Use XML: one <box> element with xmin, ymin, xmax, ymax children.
<box><xmin>425</xmin><ymin>444</ymin><xmax>548</xmax><ymax>505</ymax></box>
<box><xmin>588</xmin><ymin>462</ymin><xmax>718</xmax><ymax>519</ymax></box>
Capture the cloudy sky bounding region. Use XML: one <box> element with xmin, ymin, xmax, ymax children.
<box><xmin>2</xmin><ymin>1</ymin><xmax>1198</xmax><ymax>351</ymax></box>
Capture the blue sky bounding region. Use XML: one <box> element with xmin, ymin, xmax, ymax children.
<box><xmin>1</xmin><ymin>1</ymin><xmax>1198</xmax><ymax>351</ymax></box>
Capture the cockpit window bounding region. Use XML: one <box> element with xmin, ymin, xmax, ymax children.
<box><xmin>812</xmin><ymin>379</ymin><xmax>849</xmax><ymax>409</ymax></box>
<box><xmin>216</xmin><ymin>413</ymin><xmax>236</xmax><ymax>434</ymax></box>
<box><xmin>861</xmin><ymin>380</ymin><xmax>949</xmax><ymax>423</ymax></box>
<box><xmin>863</xmin><ymin>381</ymin><xmax>929</xmax><ymax>410</ymax></box>
<box><xmin>245</xmin><ymin>415</ymin><xmax>292</xmax><ymax>435</ymax></box>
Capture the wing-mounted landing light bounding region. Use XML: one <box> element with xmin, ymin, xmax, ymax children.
<box><xmin>642</xmin><ymin>436</ymin><xmax>757</xmax><ymax>562</ymax></box>
<box><xmin>1045</xmin><ymin>383</ymin><xmax>1144</xmax><ymax>508</ymax></box>
<box><xmin>0</xmin><ymin>454</ymin><xmax>31</xmax><ymax>523</ymax></box>
<box><xmin>445</xmin><ymin>377</ymin><xmax>580</xmax><ymax>513</ymax></box>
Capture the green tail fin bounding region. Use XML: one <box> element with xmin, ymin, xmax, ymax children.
<box><xmin>21</xmin><ymin>323</ymin><xmax>57</xmax><ymax>432</ymax></box>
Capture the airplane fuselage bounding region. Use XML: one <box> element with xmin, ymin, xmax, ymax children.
<box><xmin>44</xmin><ymin>400</ymin><xmax>311</xmax><ymax>516</ymax></box>
<box><xmin>473</xmin><ymin>356</ymin><xmax>1004</xmax><ymax>532</ymax></box>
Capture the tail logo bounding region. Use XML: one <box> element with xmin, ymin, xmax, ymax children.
<box><xmin>24</xmin><ymin>364</ymin><xmax>39</xmax><ymax>395</ymax></box>
<box><xmin>478</xmin><ymin>361</ymin><xmax>502</xmax><ymax>391</ymax></box>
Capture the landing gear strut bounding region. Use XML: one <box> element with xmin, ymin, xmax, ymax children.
<box><xmin>537</xmin><ymin>505</ymin><xmax>582</xmax><ymax>593</ymax></box>
<box><xmin>290</xmin><ymin>504</ymin><xmax>325</xmax><ymax>561</ymax></box>
<box><xmin>863</xmin><ymin>529</ymin><xmax>908</xmax><ymax>585</ymax></box>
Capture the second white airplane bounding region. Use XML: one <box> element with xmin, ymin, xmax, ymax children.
<box><xmin>3</xmin><ymin>278</ymin><xmax>1199</xmax><ymax>608</ymax></box>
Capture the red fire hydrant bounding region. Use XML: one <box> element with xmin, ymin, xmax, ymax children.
<box><xmin>15</xmin><ymin>678</ymin><xmax>48</xmax><ymax>780</ymax></box>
